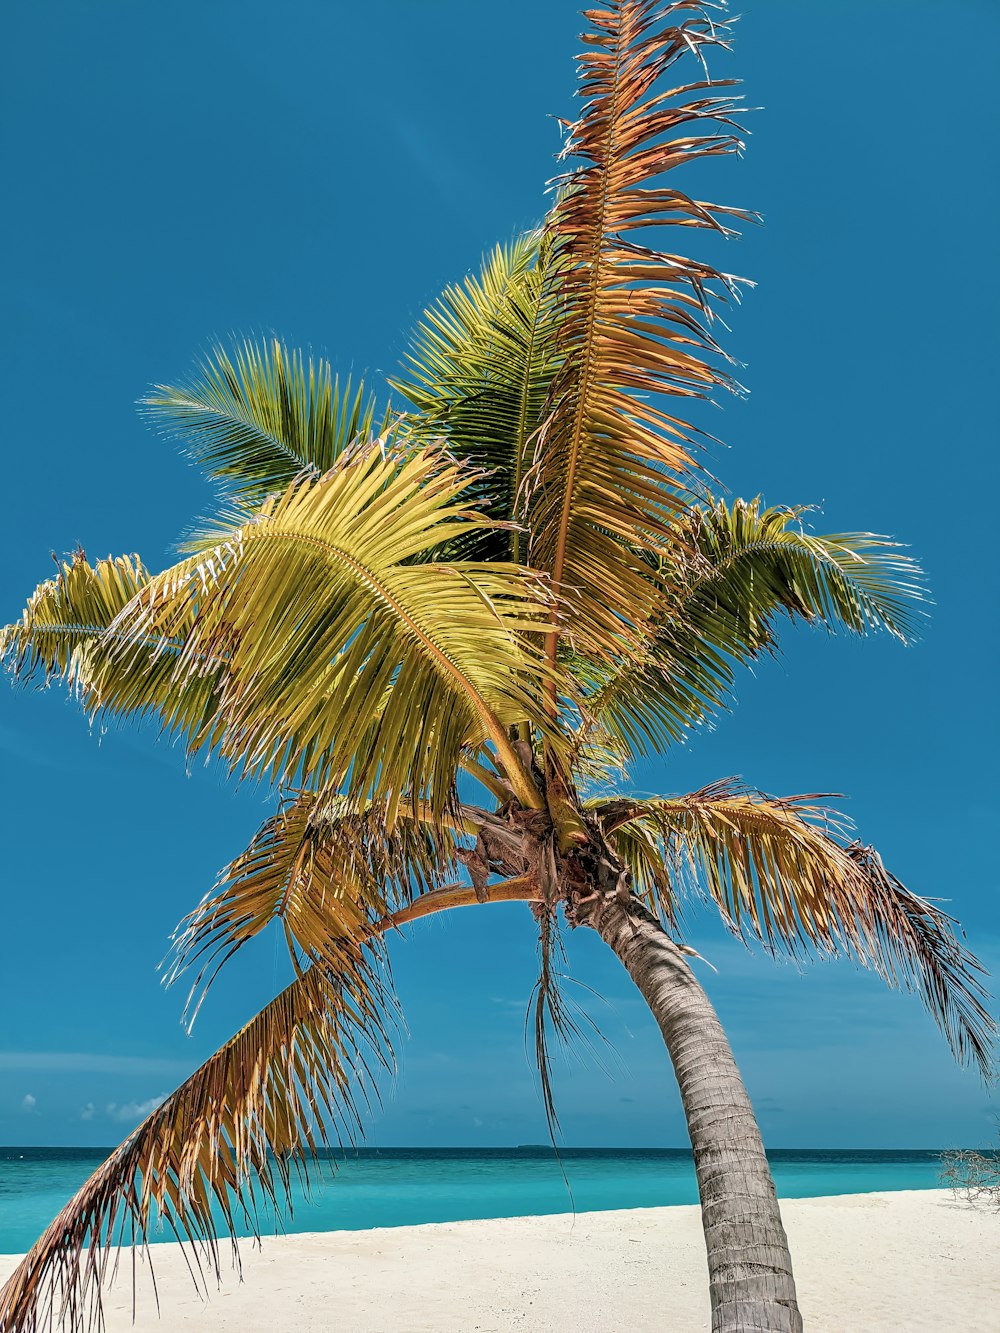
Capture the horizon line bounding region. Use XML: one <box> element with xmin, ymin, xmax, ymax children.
<box><xmin>1</xmin><ymin>1142</ymin><xmax>988</xmax><ymax>1154</ymax></box>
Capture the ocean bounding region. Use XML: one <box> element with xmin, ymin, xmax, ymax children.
<box><xmin>0</xmin><ymin>1146</ymin><xmax>951</xmax><ymax>1255</ymax></box>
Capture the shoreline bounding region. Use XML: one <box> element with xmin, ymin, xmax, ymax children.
<box><xmin>1</xmin><ymin>1190</ymin><xmax>996</xmax><ymax>1331</ymax></box>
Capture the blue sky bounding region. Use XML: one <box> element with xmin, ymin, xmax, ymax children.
<box><xmin>1</xmin><ymin>1</ymin><xmax>997</xmax><ymax>1151</ymax></box>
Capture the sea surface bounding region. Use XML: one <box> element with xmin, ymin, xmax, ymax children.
<box><xmin>0</xmin><ymin>1146</ymin><xmax>953</xmax><ymax>1254</ymax></box>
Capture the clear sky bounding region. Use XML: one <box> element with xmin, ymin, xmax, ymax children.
<box><xmin>1</xmin><ymin>1</ymin><xmax>997</xmax><ymax>1152</ymax></box>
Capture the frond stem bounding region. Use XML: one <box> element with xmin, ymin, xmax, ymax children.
<box><xmin>459</xmin><ymin>756</ymin><xmax>516</xmax><ymax>805</ymax></box>
<box><xmin>373</xmin><ymin>876</ymin><xmax>540</xmax><ymax>934</ymax></box>
<box><xmin>512</xmin><ymin>256</ymin><xmax>549</xmax><ymax>565</ymax></box>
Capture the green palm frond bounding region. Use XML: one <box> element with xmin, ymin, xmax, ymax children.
<box><xmin>591</xmin><ymin>782</ymin><xmax>994</xmax><ymax>1073</ymax></box>
<box><xmin>95</xmin><ymin>443</ymin><xmax>555</xmax><ymax>813</ymax></box>
<box><xmin>529</xmin><ymin>2</ymin><xmax>754</xmax><ymax>668</ymax></box>
<box><xmin>144</xmin><ymin>337</ymin><xmax>384</xmax><ymax>506</ymax></box>
<box><xmin>0</xmin><ymin>962</ymin><xmax>393</xmax><ymax>1333</ymax></box>
<box><xmin>581</xmin><ymin>498</ymin><xmax>926</xmax><ymax>760</ymax></box>
<box><xmin>167</xmin><ymin>791</ymin><xmax>458</xmax><ymax>1018</ymax></box>
<box><xmin>679</xmin><ymin>497</ymin><xmax>926</xmax><ymax>642</ymax></box>
<box><xmin>394</xmin><ymin>231</ymin><xmax>564</xmax><ymax>560</ymax></box>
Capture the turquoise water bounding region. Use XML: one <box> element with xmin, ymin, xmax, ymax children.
<box><xmin>0</xmin><ymin>1146</ymin><xmax>951</xmax><ymax>1254</ymax></box>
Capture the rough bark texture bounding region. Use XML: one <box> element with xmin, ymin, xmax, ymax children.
<box><xmin>587</xmin><ymin>894</ymin><xmax>803</xmax><ymax>1333</ymax></box>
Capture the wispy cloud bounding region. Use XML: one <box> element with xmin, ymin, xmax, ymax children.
<box><xmin>106</xmin><ymin>1094</ymin><xmax>166</xmax><ymax>1125</ymax></box>
<box><xmin>21</xmin><ymin>1093</ymin><xmax>37</xmax><ymax>1113</ymax></box>
<box><xmin>0</xmin><ymin>1052</ymin><xmax>190</xmax><ymax>1076</ymax></box>
<box><xmin>80</xmin><ymin>1102</ymin><xmax>95</xmax><ymax>1121</ymax></box>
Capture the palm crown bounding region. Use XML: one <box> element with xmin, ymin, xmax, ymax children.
<box><xmin>0</xmin><ymin>4</ymin><xmax>992</xmax><ymax>1331</ymax></box>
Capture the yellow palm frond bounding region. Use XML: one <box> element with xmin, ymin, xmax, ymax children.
<box><xmin>0</xmin><ymin>551</ymin><xmax>226</xmax><ymax>749</ymax></box>
<box><xmin>591</xmin><ymin>781</ymin><xmax>994</xmax><ymax>1072</ymax></box>
<box><xmin>1</xmin><ymin>551</ymin><xmax>150</xmax><ymax>682</ymax></box>
<box><xmin>529</xmin><ymin>0</ymin><xmax>753</xmax><ymax>669</ymax></box>
<box><xmin>6</xmin><ymin>444</ymin><xmax>560</xmax><ymax>814</ymax></box>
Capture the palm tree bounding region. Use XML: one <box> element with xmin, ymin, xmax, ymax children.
<box><xmin>0</xmin><ymin>4</ymin><xmax>992</xmax><ymax>1331</ymax></box>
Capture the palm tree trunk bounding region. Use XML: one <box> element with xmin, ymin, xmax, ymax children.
<box><xmin>587</xmin><ymin>893</ymin><xmax>802</xmax><ymax>1333</ymax></box>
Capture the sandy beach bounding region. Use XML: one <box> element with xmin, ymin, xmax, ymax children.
<box><xmin>1</xmin><ymin>1189</ymin><xmax>996</xmax><ymax>1332</ymax></box>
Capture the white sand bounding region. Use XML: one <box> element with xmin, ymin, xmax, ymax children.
<box><xmin>1</xmin><ymin>1190</ymin><xmax>996</xmax><ymax>1332</ymax></box>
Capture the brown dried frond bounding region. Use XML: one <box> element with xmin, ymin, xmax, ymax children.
<box><xmin>593</xmin><ymin>780</ymin><xmax>995</xmax><ymax>1074</ymax></box>
<box><xmin>841</xmin><ymin>842</ymin><xmax>994</xmax><ymax>1075</ymax></box>
<box><xmin>529</xmin><ymin>0</ymin><xmax>755</xmax><ymax>671</ymax></box>
<box><xmin>532</xmin><ymin>908</ymin><xmax>574</xmax><ymax>1135</ymax></box>
<box><xmin>166</xmin><ymin>791</ymin><xmax>458</xmax><ymax>1022</ymax></box>
<box><xmin>0</xmin><ymin>961</ymin><xmax>393</xmax><ymax>1333</ymax></box>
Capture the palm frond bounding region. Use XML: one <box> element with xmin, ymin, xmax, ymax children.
<box><xmin>531</xmin><ymin>909</ymin><xmax>624</xmax><ymax>1144</ymax></box>
<box><xmin>0</xmin><ymin>551</ymin><xmax>225</xmax><ymax>749</ymax></box>
<box><xmin>1</xmin><ymin>551</ymin><xmax>150</xmax><ymax>683</ymax></box>
<box><xmin>605</xmin><ymin>813</ymin><xmax>682</xmax><ymax>930</ymax></box>
<box><xmin>532</xmin><ymin>908</ymin><xmax>576</xmax><ymax>1135</ymax></box>
<box><xmin>592</xmin><ymin>782</ymin><xmax>994</xmax><ymax>1073</ymax></box>
<box><xmin>167</xmin><ymin>791</ymin><xmax>458</xmax><ymax>1019</ymax></box>
<box><xmin>0</xmin><ymin>962</ymin><xmax>392</xmax><ymax>1333</ymax></box>
<box><xmin>96</xmin><ymin>443</ymin><xmax>554</xmax><ymax>814</ymax></box>
<box><xmin>582</xmin><ymin>498</ymin><xmax>927</xmax><ymax>759</ymax></box>
<box><xmin>529</xmin><ymin>0</ymin><xmax>754</xmax><ymax>668</ymax></box>
<box><xmin>685</xmin><ymin>498</ymin><xmax>926</xmax><ymax>641</ymax></box>
<box><xmin>173</xmin><ymin>496</ymin><xmax>265</xmax><ymax>556</ymax></box>
<box><xmin>394</xmin><ymin>231</ymin><xmax>565</xmax><ymax>561</ymax></box>
<box><xmin>144</xmin><ymin>337</ymin><xmax>383</xmax><ymax>506</ymax></box>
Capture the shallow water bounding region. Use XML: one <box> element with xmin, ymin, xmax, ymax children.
<box><xmin>0</xmin><ymin>1145</ymin><xmax>953</xmax><ymax>1253</ymax></box>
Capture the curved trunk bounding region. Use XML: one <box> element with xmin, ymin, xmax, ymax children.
<box><xmin>587</xmin><ymin>893</ymin><xmax>802</xmax><ymax>1333</ymax></box>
